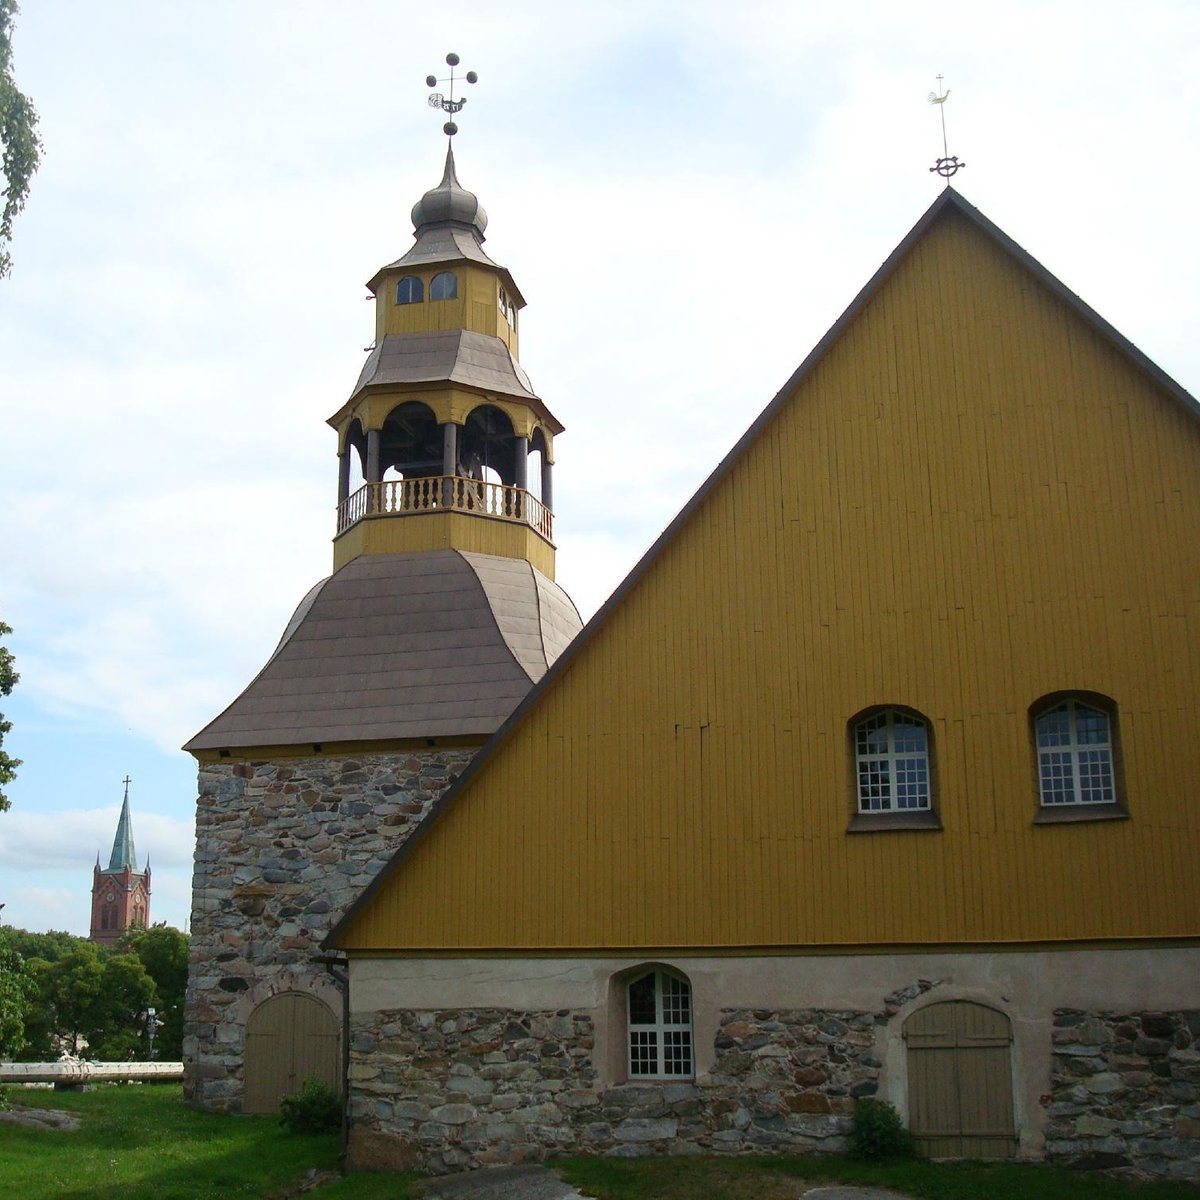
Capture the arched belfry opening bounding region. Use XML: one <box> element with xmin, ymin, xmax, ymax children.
<box><xmin>461</xmin><ymin>404</ymin><xmax>516</xmax><ymax>485</ymax></box>
<box><xmin>382</xmin><ymin>401</ymin><xmax>441</xmax><ymax>480</ymax></box>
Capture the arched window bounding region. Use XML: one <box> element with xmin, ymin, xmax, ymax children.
<box><xmin>430</xmin><ymin>271</ymin><xmax>458</xmax><ymax>300</ymax></box>
<box><xmin>1033</xmin><ymin>697</ymin><xmax>1117</xmax><ymax>808</ymax></box>
<box><xmin>853</xmin><ymin>708</ymin><xmax>932</xmax><ymax>813</ymax></box>
<box><xmin>395</xmin><ymin>275</ymin><xmax>424</xmax><ymax>305</ymax></box>
<box><xmin>627</xmin><ymin>968</ymin><xmax>693</xmax><ymax>1078</ymax></box>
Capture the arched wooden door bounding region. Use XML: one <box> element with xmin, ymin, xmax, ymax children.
<box><xmin>904</xmin><ymin>1000</ymin><xmax>1016</xmax><ymax>1158</ymax></box>
<box><xmin>244</xmin><ymin>992</ymin><xmax>340</xmax><ymax>1114</ymax></box>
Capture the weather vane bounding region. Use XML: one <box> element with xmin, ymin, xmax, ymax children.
<box><xmin>928</xmin><ymin>75</ymin><xmax>966</xmax><ymax>182</ymax></box>
<box><xmin>426</xmin><ymin>53</ymin><xmax>478</xmax><ymax>138</ymax></box>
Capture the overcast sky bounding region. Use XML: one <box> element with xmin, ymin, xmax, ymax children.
<box><xmin>0</xmin><ymin>1</ymin><xmax>1196</xmax><ymax>937</ymax></box>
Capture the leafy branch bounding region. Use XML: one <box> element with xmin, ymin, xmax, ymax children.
<box><xmin>0</xmin><ymin>0</ymin><xmax>42</xmax><ymax>277</ymax></box>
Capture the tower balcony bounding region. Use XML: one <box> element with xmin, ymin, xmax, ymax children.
<box><xmin>337</xmin><ymin>476</ymin><xmax>553</xmax><ymax>542</ymax></box>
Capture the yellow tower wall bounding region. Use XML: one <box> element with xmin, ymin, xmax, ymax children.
<box><xmin>375</xmin><ymin>263</ymin><xmax>517</xmax><ymax>354</ymax></box>
<box><xmin>333</xmin><ymin>510</ymin><xmax>556</xmax><ymax>577</ymax></box>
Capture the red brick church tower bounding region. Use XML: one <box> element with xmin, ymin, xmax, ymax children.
<box><xmin>89</xmin><ymin>778</ymin><xmax>151</xmax><ymax>945</ymax></box>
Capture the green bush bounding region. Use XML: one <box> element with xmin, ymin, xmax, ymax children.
<box><xmin>278</xmin><ymin>1077</ymin><xmax>342</xmax><ymax>1135</ymax></box>
<box><xmin>849</xmin><ymin>1097</ymin><xmax>917</xmax><ymax>1160</ymax></box>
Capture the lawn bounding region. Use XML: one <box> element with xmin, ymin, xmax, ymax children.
<box><xmin>554</xmin><ymin>1154</ymin><xmax>1200</xmax><ymax>1200</ymax></box>
<box><xmin>3</xmin><ymin>1085</ymin><xmax>1198</xmax><ymax>1200</ymax></box>
<box><xmin>0</xmin><ymin>1083</ymin><xmax>377</xmax><ymax>1200</ymax></box>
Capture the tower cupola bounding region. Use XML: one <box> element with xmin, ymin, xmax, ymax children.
<box><xmin>328</xmin><ymin>136</ymin><xmax>564</xmax><ymax>579</ymax></box>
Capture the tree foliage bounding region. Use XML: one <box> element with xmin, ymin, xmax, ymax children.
<box><xmin>0</xmin><ymin>621</ymin><xmax>18</xmax><ymax>810</ymax></box>
<box><xmin>0</xmin><ymin>942</ymin><xmax>35</xmax><ymax>1055</ymax></box>
<box><xmin>0</xmin><ymin>926</ymin><xmax>79</xmax><ymax>964</ymax></box>
<box><xmin>122</xmin><ymin>923</ymin><xmax>189</xmax><ymax>1058</ymax></box>
<box><xmin>0</xmin><ymin>1</ymin><xmax>41</xmax><ymax>277</ymax></box>
<box><xmin>1</xmin><ymin>926</ymin><xmax>175</xmax><ymax>1059</ymax></box>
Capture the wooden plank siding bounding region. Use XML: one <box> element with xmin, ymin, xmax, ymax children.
<box><xmin>334</xmin><ymin>204</ymin><xmax>1200</xmax><ymax>953</ymax></box>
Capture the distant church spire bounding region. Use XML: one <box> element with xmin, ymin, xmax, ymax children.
<box><xmin>90</xmin><ymin>777</ymin><xmax>151</xmax><ymax>945</ymax></box>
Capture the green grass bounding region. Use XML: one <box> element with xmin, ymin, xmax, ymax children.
<box><xmin>1</xmin><ymin>1083</ymin><xmax>350</xmax><ymax>1200</ymax></box>
<box><xmin>4</xmin><ymin>1087</ymin><xmax>1198</xmax><ymax>1200</ymax></box>
<box><xmin>554</xmin><ymin>1153</ymin><xmax>1200</xmax><ymax>1200</ymax></box>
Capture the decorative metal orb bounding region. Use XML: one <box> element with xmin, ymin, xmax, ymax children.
<box><xmin>466</xmin><ymin>70</ymin><xmax>478</xmax><ymax>84</ymax></box>
<box><xmin>426</xmin><ymin>75</ymin><xmax>437</xmax><ymax>87</ymax></box>
<box><xmin>446</xmin><ymin>52</ymin><xmax>460</xmax><ymax>66</ymax></box>
<box><xmin>444</xmin><ymin>120</ymin><xmax>458</xmax><ymax>136</ymax></box>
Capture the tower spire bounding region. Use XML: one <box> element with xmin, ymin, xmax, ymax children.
<box><xmin>107</xmin><ymin>776</ymin><xmax>138</xmax><ymax>872</ymax></box>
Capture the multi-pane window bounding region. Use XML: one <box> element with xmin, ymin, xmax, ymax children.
<box><xmin>854</xmin><ymin>709</ymin><xmax>931</xmax><ymax>813</ymax></box>
<box><xmin>395</xmin><ymin>275</ymin><xmax>424</xmax><ymax>304</ymax></box>
<box><xmin>1035</xmin><ymin>699</ymin><xmax>1116</xmax><ymax>806</ymax></box>
<box><xmin>430</xmin><ymin>271</ymin><xmax>458</xmax><ymax>300</ymax></box>
<box><xmin>627</xmin><ymin>970</ymin><xmax>693</xmax><ymax>1078</ymax></box>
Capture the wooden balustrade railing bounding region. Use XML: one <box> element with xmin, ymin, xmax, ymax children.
<box><xmin>337</xmin><ymin>476</ymin><xmax>553</xmax><ymax>541</ymax></box>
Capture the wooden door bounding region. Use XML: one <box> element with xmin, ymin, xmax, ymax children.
<box><xmin>243</xmin><ymin>992</ymin><xmax>340</xmax><ymax>1114</ymax></box>
<box><xmin>904</xmin><ymin>1000</ymin><xmax>1015</xmax><ymax>1158</ymax></box>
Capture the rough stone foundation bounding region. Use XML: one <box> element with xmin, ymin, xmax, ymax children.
<box><xmin>183</xmin><ymin>749</ymin><xmax>475</xmax><ymax>1110</ymax></box>
<box><xmin>1044</xmin><ymin>1008</ymin><xmax>1200</xmax><ymax>1181</ymax></box>
<box><xmin>346</xmin><ymin>1006</ymin><xmax>878</xmax><ymax>1171</ymax></box>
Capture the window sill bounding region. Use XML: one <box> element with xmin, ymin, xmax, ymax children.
<box><xmin>847</xmin><ymin>809</ymin><xmax>942</xmax><ymax>834</ymax></box>
<box><xmin>1033</xmin><ymin>803</ymin><xmax>1129</xmax><ymax>825</ymax></box>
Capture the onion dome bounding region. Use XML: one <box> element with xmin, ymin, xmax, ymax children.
<box><xmin>411</xmin><ymin>145</ymin><xmax>488</xmax><ymax>239</ymax></box>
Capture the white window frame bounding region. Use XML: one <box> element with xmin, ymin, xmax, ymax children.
<box><xmin>626</xmin><ymin>969</ymin><xmax>693</xmax><ymax>1079</ymax></box>
<box><xmin>1034</xmin><ymin>698</ymin><xmax>1116</xmax><ymax>807</ymax></box>
<box><xmin>853</xmin><ymin>708</ymin><xmax>932</xmax><ymax>813</ymax></box>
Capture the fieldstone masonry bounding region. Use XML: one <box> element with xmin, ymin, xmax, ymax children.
<box><xmin>184</xmin><ymin>749</ymin><xmax>476</xmax><ymax>1110</ymax></box>
<box><xmin>1044</xmin><ymin>1008</ymin><xmax>1200</xmax><ymax>1181</ymax></box>
<box><xmin>346</xmin><ymin>1006</ymin><xmax>880</xmax><ymax>1172</ymax></box>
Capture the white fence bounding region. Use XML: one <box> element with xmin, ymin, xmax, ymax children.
<box><xmin>0</xmin><ymin>1061</ymin><xmax>183</xmax><ymax>1084</ymax></box>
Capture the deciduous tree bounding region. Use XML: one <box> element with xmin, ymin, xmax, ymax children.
<box><xmin>123</xmin><ymin>923</ymin><xmax>188</xmax><ymax>1058</ymax></box>
<box><xmin>0</xmin><ymin>621</ymin><xmax>19</xmax><ymax>810</ymax></box>
<box><xmin>0</xmin><ymin>0</ymin><xmax>42</xmax><ymax>277</ymax></box>
<box><xmin>0</xmin><ymin>942</ymin><xmax>34</xmax><ymax>1055</ymax></box>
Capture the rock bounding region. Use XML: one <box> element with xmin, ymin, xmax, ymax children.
<box><xmin>0</xmin><ymin>1107</ymin><xmax>80</xmax><ymax>1132</ymax></box>
<box><xmin>614</xmin><ymin>1117</ymin><xmax>677</xmax><ymax>1141</ymax></box>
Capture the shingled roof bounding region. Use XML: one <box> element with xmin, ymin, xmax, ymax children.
<box><xmin>184</xmin><ymin>549</ymin><xmax>582</xmax><ymax>752</ymax></box>
<box><xmin>349</xmin><ymin>329</ymin><xmax>539</xmax><ymax>406</ymax></box>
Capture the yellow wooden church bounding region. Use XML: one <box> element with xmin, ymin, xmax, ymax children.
<box><xmin>321</xmin><ymin>185</ymin><xmax>1200</xmax><ymax>1177</ymax></box>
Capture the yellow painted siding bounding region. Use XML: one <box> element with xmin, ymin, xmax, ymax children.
<box><xmin>336</xmin><ymin>207</ymin><xmax>1200</xmax><ymax>952</ymax></box>
<box><xmin>376</xmin><ymin>264</ymin><xmax>517</xmax><ymax>354</ymax></box>
<box><xmin>333</xmin><ymin>509</ymin><xmax>555</xmax><ymax>577</ymax></box>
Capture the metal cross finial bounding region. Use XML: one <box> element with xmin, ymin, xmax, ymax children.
<box><xmin>122</xmin><ymin>775</ymin><xmax>131</xmax><ymax>798</ymax></box>
<box><xmin>928</xmin><ymin>74</ymin><xmax>966</xmax><ymax>183</ymax></box>
<box><xmin>426</xmin><ymin>53</ymin><xmax>479</xmax><ymax>138</ymax></box>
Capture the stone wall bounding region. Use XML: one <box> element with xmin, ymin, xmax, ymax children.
<box><xmin>1045</xmin><ymin>1008</ymin><xmax>1200</xmax><ymax>1181</ymax></box>
<box><xmin>184</xmin><ymin>749</ymin><xmax>475</xmax><ymax>1110</ymax></box>
<box><xmin>346</xmin><ymin>1006</ymin><xmax>880</xmax><ymax>1172</ymax></box>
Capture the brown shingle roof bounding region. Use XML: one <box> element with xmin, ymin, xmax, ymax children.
<box><xmin>349</xmin><ymin>329</ymin><xmax>539</xmax><ymax>404</ymax></box>
<box><xmin>184</xmin><ymin>550</ymin><xmax>581</xmax><ymax>752</ymax></box>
